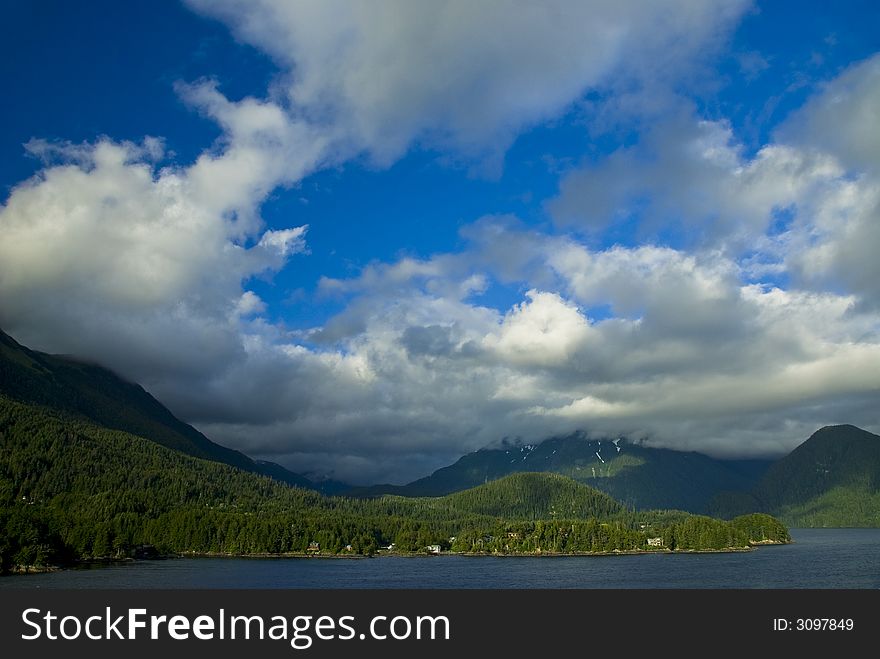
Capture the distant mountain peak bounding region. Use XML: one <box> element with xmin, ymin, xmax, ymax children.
<box><xmin>710</xmin><ymin>424</ymin><xmax>880</xmax><ymax>526</ymax></box>
<box><xmin>810</xmin><ymin>424</ymin><xmax>876</xmax><ymax>438</ymax></box>
<box><xmin>348</xmin><ymin>430</ymin><xmax>772</xmax><ymax>511</ymax></box>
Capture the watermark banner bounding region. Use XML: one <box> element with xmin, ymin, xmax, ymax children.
<box><xmin>0</xmin><ymin>589</ymin><xmax>876</xmax><ymax>657</ymax></box>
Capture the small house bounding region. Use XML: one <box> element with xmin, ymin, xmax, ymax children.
<box><xmin>426</xmin><ymin>544</ymin><xmax>441</xmax><ymax>554</ymax></box>
<box><xmin>647</xmin><ymin>537</ymin><xmax>664</xmax><ymax>547</ymax></box>
<box><xmin>307</xmin><ymin>541</ymin><xmax>320</xmax><ymax>552</ymax></box>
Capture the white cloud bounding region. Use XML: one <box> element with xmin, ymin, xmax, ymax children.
<box><xmin>235</xmin><ymin>291</ymin><xmax>267</xmax><ymax>317</ymax></box>
<box><xmin>550</xmin><ymin>112</ymin><xmax>843</xmax><ymax>248</ymax></box>
<box><xmin>776</xmin><ymin>55</ymin><xmax>880</xmax><ymax>309</ymax></box>
<box><xmin>4</xmin><ymin>132</ymin><xmax>877</xmax><ymax>483</ymax></box>
<box><xmin>551</xmin><ymin>54</ymin><xmax>880</xmax><ymax>312</ymax></box>
<box><xmin>206</xmin><ymin>42</ymin><xmax>878</xmax><ymax>481</ymax></box>
<box><xmin>778</xmin><ymin>54</ymin><xmax>880</xmax><ymax>174</ymax></box>
<box><xmin>483</xmin><ymin>290</ymin><xmax>593</xmax><ymax>367</ymax></box>
<box><xmin>177</xmin><ymin>81</ymin><xmax>331</xmax><ymax>229</ymax></box>
<box><xmin>4</xmin><ymin>0</ymin><xmax>879</xmax><ymax>485</ymax></box>
<box><xmin>186</xmin><ymin>0</ymin><xmax>750</xmax><ymax>164</ymax></box>
<box><xmin>167</xmin><ymin>221</ymin><xmax>879</xmax><ymax>482</ymax></box>
<box><xmin>258</xmin><ymin>226</ymin><xmax>309</xmax><ymax>256</ymax></box>
<box><xmin>0</xmin><ymin>129</ymin><xmax>315</xmax><ymax>384</ymax></box>
<box><xmin>783</xmin><ymin>176</ymin><xmax>880</xmax><ymax>309</ymax></box>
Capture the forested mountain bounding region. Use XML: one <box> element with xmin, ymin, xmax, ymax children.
<box><xmin>0</xmin><ymin>328</ymin><xmax>343</xmax><ymax>494</ymax></box>
<box><xmin>350</xmin><ymin>434</ymin><xmax>771</xmax><ymax>512</ymax></box>
<box><xmin>0</xmin><ymin>395</ymin><xmax>788</xmax><ymax>572</ymax></box>
<box><xmin>439</xmin><ymin>472</ymin><xmax>624</xmax><ymax>520</ymax></box>
<box><xmin>359</xmin><ymin>424</ymin><xmax>880</xmax><ymax>527</ymax></box>
<box><xmin>0</xmin><ymin>329</ymin><xmax>793</xmax><ymax>572</ymax></box>
<box><xmin>0</xmin><ymin>327</ymin><xmax>869</xmax><ymax>536</ymax></box>
<box><xmin>3</xmin><ymin>326</ymin><xmax>770</xmax><ymax>512</ymax></box>
<box><xmin>710</xmin><ymin>425</ymin><xmax>880</xmax><ymax>526</ymax></box>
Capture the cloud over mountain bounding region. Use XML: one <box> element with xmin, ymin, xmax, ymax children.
<box><xmin>1</xmin><ymin>2</ymin><xmax>878</xmax><ymax>484</ymax></box>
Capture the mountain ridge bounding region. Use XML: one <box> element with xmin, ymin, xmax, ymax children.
<box><xmin>0</xmin><ymin>394</ymin><xmax>789</xmax><ymax>571</ymax></box>
<box><xmin>0</xmin><ymin>327</ymin><xmax>344</xmax><ymax>494</ymax></box>
<box><xmin>709</xmin><ymin>424</ymin><xmax>880</xmax><ymax>526</ymax></box>
<box><xmin>3</xmin><ymin>328</ymin><xmax>875</xmax><ymax>525</ymax></box>
<box><xmin>348</xmin><ymin>433</ymin><xmax>773</xmax><ymax>513</ymax></box>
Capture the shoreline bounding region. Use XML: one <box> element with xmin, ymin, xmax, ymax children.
<box><xmin>3</xmin><ymin>539</ymin><xmax>791</xmax><ymax>576</ymax></box>
<box><xmin>175</xmin><ymin>542</ymin><xmax>789</xmax><ymax>560</ymax></box>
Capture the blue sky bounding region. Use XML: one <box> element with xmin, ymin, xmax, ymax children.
<box><xmin>2</xmin><ymin>1</ymin><xmax>879</xmax><ymax>483</ymax></box>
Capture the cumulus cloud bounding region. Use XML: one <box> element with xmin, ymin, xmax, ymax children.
<box><xmin>177</xmin><ymin>80</ymin><xmax>331</xmax><ymax>227</ymax></box>
<box><xmin>3</xmin><ymin>1</ymin><xmax>879</xmax><ymax>485</ymax></box>
<box><xmin>186</xmin><ymin>0</ymin><xmax>749</xmax><ymax>164</ymax></box>
<box><xmin>157</xmin><ymin>219</ymin><xmax>879</xmax><ymax>483</ymax></box>
<box><xmin>776</xmin><ymin>55</ymin><xmax>880</xmax><ymax>309</ymax></box>
<box><xmin>4</xmin><ymin>132</ymin><xmax>877</xmax><ymax>483</ymax></box>
<box><xmin>551</xmin><ymin>55</ymin><xmax>880</xmax><ymax>311</ymax></box>
<box><xmin>778</xmin><ymin>54</ymin><xmax>880</xmax><ymax>174</ymax></box>
<box><xmin>483</xmin><ymin>291</ymin><xmax>593</xmax><ymax>367</ymax></box>
<box><xmin>550</xmin><ymin>111</ymin><xmax>843</xmax><ymax>247</ymax></box>
<box><xmin>201</xmin><ymin>222</ymin><xmax>880</xmax><ymax>481</ymax></box>
<box><xmin>0</xmin><ymin>116</ymin><xmax>318</xmax><ymax>384</ymax></box>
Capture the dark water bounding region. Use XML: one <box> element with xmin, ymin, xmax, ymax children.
<box><xmin>3</xmin><ymin>529</ymin><xmax>879</xmax><ymax>589</ymax></box>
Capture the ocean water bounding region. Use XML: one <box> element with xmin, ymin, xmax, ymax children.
<box><xmin>3</xmin><ymin>528</ymin><xmax>879</xmax><ymax>589</ymax></box>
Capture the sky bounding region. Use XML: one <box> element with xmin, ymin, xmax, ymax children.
<box><xmin>1</xmin><ymin>0</ymin><xmax>879</xmax><ymax>484</ymax></box>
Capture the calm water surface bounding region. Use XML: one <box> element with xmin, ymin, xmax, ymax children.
<box><xmin>3</xmin><ymin>529</ymin><xmax>879</xmax><ymax>589</ymax></box>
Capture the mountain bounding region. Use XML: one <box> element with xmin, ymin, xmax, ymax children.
<box><xmin>349</xmin><ymin>433</ymin><xmax>771</xmax><ymax>512</ymax></box>
<box><xmin>0</xmin><ymin>328</ymin><xmax>344</xmax><ymax>494</ymax></box>
<box><xmin>710</xmin><ymin>425</ymin><xmax>880</xmax><ymax>526</ymax></box>
<box><xmin>433</xmin><ymin>473</ymin><xmax>788</xmax><ymax>552</ymax></box>
<box><xmin>0</xmin><ymin>394</ymin><xmax>787</xmax><ymax>571</ymax></box>
<box><xmin>438</xmin><ymin>472</ymin><xmax>624</xmax><ymax>520</ymax></box>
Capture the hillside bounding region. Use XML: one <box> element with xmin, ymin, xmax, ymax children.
<box><xmin>0</xmin><ymin>395</ymin><xmax>788</xmax><ymax>571</ymax></box>
<box><xmin>0</xmin><ymin>394</ymin><xmax>492</xmax><ymax>568</ymax></box>
<box><xmin>709</xmin><ymin>425</ymin><xmax>880</xmax><ymax>526</ymax></box>
<box><xmin>438</xmin><ymin>472</ymin><xmax>624</xmax><ymax>520</ymax></box>
<box><xmin>0</xmin><ymin>328</ymin><xmax>344</xmax><ymax>494</ymax></box>
<box><xmin>351</xmin><ymin>433</ymin><xmax>771</xmax><ymax>512</ymax></box>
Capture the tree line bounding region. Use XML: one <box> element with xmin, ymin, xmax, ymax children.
<box><xmin>0</xmin><ymin>396</ymin><xmax>790</xmax><ymax>572</ymax></box>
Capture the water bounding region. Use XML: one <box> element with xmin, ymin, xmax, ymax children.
<box><xmin>3</xmin><ymin>529</ymin><xmax>879</xmax><ymax>589</ymax></box>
